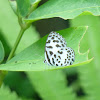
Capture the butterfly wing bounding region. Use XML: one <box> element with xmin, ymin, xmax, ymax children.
<box><xmin>44</xmin><ymin>31</ymin><xmax>75</xmax><ymax>67</ymax></box>
<box><xmin>44</xmin><ymin>31</ymin><xmax>67</xmax><ymax>66</ymax></box>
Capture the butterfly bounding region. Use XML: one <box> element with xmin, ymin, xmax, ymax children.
<box><xmin>44</xmin><ymin>31</ymin><xmax>75</xmax><ymax>66</ymax></box>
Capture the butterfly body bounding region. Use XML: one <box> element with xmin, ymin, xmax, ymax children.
<box><xmin>44</xmin><ymin>31</ymin><xmax>75</xmax><ymax>67</ymax></box>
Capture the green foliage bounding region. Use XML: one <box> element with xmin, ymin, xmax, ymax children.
<box><xmin>0</xmin><ymin>0</ymin><xmax>100</xmax><ymax>100</ymax></box>
<box><xmin>70</xmin><ymin>15</ymin><xmax>100</xmax><ymax>100</ymax></box>
<box><xmin>0</xmin><ymin>27</ymin><xmax>92</xmax><ymax>71</ymax></box>
<box><xmin>0</xmin><ymin>85</ymin><xmax>21</xmax><ymax>100</ymax></box>
<box><xmin>27</xmin><ymin>70</ymin><xmax>76</xmax><ymax>100</ymax></box>
<box><xmin>26</xmin><ymin>0</ymin><xmax>100</xmax><ymax>22</ymax></box>
<box><xmin>4</xmin><ymin>72</ymin><xmax>36</xmax><ymax>99</ymax></box>
<box><xmin>0</xmin><ymin>41</ymin><xmax>4</xmax><ymax>63</ymax></box>
<box><xmin>0</xmin><ymin>0</ymin><xmax>39</xmax><ymax>54</ymax></box>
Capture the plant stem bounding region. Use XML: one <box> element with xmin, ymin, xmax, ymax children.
<box><xmin>7</xmin><ymin>28</ymin><xmax>25</xmax><ymax>61</ymax></box>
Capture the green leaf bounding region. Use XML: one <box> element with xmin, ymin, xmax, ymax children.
<box><xmin>16</xmin><ymin>0</ymin><xmax>31</xmax><ymax>17</ymax></box>
<box><xmin>70</xmin><ymin>15</ymin><xmax>100</xmax><ymax>100</ymax></box>
<box><xmin>27</xmin><ymin>70</ymin><xmax>76</xmax><ymax>100</ymax></box>
<box><xmin>0</xmin><ymin>85</ymin><xmax>21</xmax><ymax>100</ymax></box>
<box><xmin>0</xmin><ymin>41</ymin><xmax>4</xmax><ymax>63</ymax></box>
<box><xmin>0</xmin><ymin>26</ymin><xmax>92</xmax><ymax>71</ymax></box>
<box><xmin>26</xmin><ymin>0</ymin><xmax>100</xmax><ymax>22</ymax></box>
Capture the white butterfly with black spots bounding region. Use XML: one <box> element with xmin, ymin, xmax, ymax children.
<box><xmin>44</xmin><ymin>31</ymin><xmax>75</xmax><ymax>66</ymax></box>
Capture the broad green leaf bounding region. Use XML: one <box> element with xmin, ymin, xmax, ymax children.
<box><xmin>0</xmin><ymin>26</ymin><xmax>92</xmax><ymax>71</ymax></box>
<box><xmin>26</xmin><ymin>0</ymin><xmax>100</xmax><ymax>22</ymax></box>
<box><xmin>0</xmin><ymin>85</ymin><xmax>21</xmax><ymax>100</ymax></box>
<box><xmin>70</xmin><ymin>15</ymin><xmax>100</xmax><ymax>100</ymax></box>
<box><xmin>0</xmin><ymin>41</ymin><xmax>4</xmax><ymax>63</ymax></box>
<box><xmin>27</xmin><ymin>70</ymin><xmax>76</xmax><ymax>100</ymax></box>
<box><xmin>16</xmin><ymin>0</ymin><xmax>30</xmax><ymax>17</ymax></box>
<box><xmin>0</xmin><ymin>0</ymin><xmax>39</xmax><ymax>54</ymax></box>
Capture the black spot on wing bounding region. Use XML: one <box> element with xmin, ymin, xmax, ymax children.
<box><xmin>49</xmin><ymin>51</ymin><xmax>53</xmax><ymax>55</ymax></box>
<box><xmin>58</xmin><ymin>51</ymin><xmax>63</xmax><ymax>54</ymax></box>
<box><xmin>46</xmin><ymin>46</ymin><xmax>53</xmax><ymax>48</ymax></box>
<box><xmin>68</xmin><ymin>59</ymin><xmax>70</xmax><ymax>61</ymax></box>
<box><xmin>56</xmin><ymin>64</ymin><xmax>58</xmax><ymax>66</ymax></box>
<box><xmin>58</xmin><ymin>61</ymin><xmax>60</xmax><ymax>63</ymax></box>
<box><xmin>54</xmin><ymin>54</ymin><xmax>56</xmax><ymax>58</ymax></box>
<box><xmin>72</xmin><ymin>58</ymin><xmax>74</xmax><ymax>62</ymax></box>
<box><xmin>62</xmin><ymin>44</ymin><xmax>65</xmax><ymax>47</ymax></box>
<box><xmin>69</xmin><ymin>53</ymin><xmax>71</xmax><ymax>55</ymax></box>
<box><xmin>46</xmin><ymin>40</ymin><xmax>50</xmax><ymax>43</ymax></box>
<box><xmin>58</xmin><ymin>56</ymin><xmax>61</xmax><ymax>59</ymax></box>
<box><xmin>46</xmin><ymin>51</ymin><xmax>53</xmax><ymax>65</ymax></box>
<box><xmin>51</xmin><ymin>37</ymin><xmax>54</xmax><ymax>39</ymax></box>
<box><xmin>52</xmin><ymin>58</ymin><xmax>55</xmax><ymax>64</ymax></box>
<box><xmin>69</xmin><ymin>56</ymin><xmax>71</xmax><ymax>58</ymax></box>
<box><xmin>60</xmin><ymin>40</ymin><xmax>63</xmax><ymax>43</ymax></box>
<box><xmin>56</xmin><ymin>44</ymin><xmax>61</xmax><ymax>47</ymax></box>
<box><xmin>64</xmin><ymin>59</ymin><xmax>66</xmax><ymax>64</ymax></box>
<box><xmin>67</xmin><ymin>50</ymin><xmax>70</xmax><ymax>53</ymax></box>
<box><xmin>70</xmin><ymin>62</ymin><xmax>72</xmax><ymax>65</ymax></box>
<box><xmin>53</xmin><ymin>40</ymin><xmax>59</xmax><ymax>43</ymax></box>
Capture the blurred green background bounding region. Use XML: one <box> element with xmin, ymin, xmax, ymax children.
<box><xmin>0</xmin><ymin>0</ymin><xmax>100</xmax><ymax>100</ymax></box>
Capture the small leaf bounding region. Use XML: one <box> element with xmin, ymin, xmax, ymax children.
<box><xmin>0</xmin><ymin>26</ymin><xmax>92</xmax><ymax>71</ymax></box>
<box><xmin>16</xmin><ymin>0</ymin><xmax>31</xmax><ymax>17</ymax></box>
<box><xmin>9</xmin><ymin>0</ymin><xmax>17</xmax><ymax>15</ymax></box>
<box><xmin>26</xmin><ymin>0</ymin><xmax>100</xmax><ymax>22</ymax></box>
<box><xmin>0</xmin><ymin>41</ymin><xmax>5</xmax><ymax>63</ymax></box>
